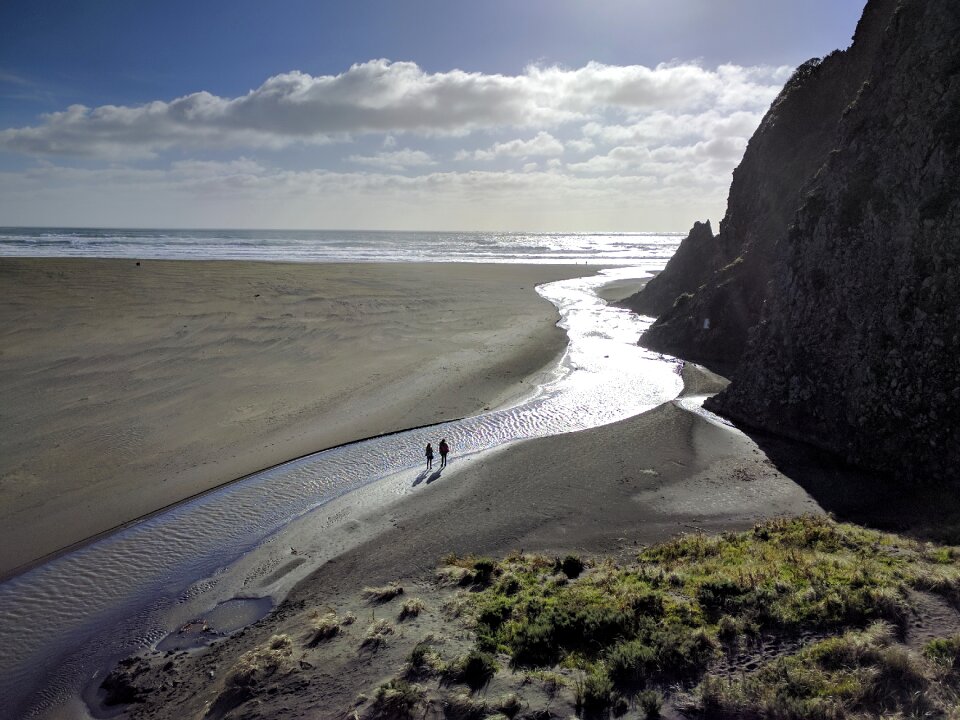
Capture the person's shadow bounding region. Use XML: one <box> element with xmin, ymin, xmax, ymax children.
<box><xmin>425</xmin><ymin>469</ymin><xmax>443</xmax><ymax>484</ymax></box>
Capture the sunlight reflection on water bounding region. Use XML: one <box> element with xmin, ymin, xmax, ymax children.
<box><xmin>0</xmin><ymin>266</ymin><xmax>680</xmax><ymax>719</ymax></box>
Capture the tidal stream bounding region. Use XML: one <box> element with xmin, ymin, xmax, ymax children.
<box><xmin>0</xmin><ymin>267</ymin><xmax>681</xmax><ymax>719</ymax></box>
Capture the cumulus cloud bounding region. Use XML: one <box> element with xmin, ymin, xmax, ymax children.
<box><xmin>0</xmin><ymin>59</ymin><xmax>790</xmax><ymax>159</ymax></box>
<box><xmin>456</xmin><ymin>131</ymin><xmax>564</xmax><ymax>161</ymax></box>
<box><xmin>347</xmin><ymin>148</ymin><xmax>436</xmax><ymax>170</ymax></box>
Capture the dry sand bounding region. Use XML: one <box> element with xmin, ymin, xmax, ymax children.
<box><xmin>0</xmin><ymin>257</ymin><xmax>589</xmax><ymax>576</ymax></box>
<box><xmin>105</xmin><ymin>364</ymin><xmax>827</xmax><ymax>719</ymax></box>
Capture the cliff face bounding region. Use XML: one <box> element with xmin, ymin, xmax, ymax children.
<box><xmin>708</xmin><ymin>0</ymin><xmax>960</xmax><ymax>481</ymax></box>
<box><xmin>628</xmin><ymin>0</ymin><xmax>900</xmax><ymax>367</ymax></box>
<box><xmin>620</xmin><ymin>220</ymin><xmax>716</xmax><ymax>317</ymax></box>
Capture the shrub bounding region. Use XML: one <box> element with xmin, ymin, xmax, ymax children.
<box><xmin>606</xmin><ymin>640</ymin><xmax>655</xmax><ymax>688</ymax></box>
<box><xmin>560</xmin><ymin>554</ymin><xmax>585</xmax><ymax>579</ymax></box>
<box><xmin>637</xmin><ymin>689</ymin><xmax>663</xmax><ymax>719</ymax></box>
<box><xmin>580</xmin><ymin>666</ymin><xmax>614</xmax><ymax>713</ymax></box>
<box><xmin>443</xmin><ymin>650</ymin><xmax>499</xmax><ymax>690</ymax></box>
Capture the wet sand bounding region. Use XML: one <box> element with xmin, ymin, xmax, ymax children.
<box><xmin>107</xmin><ymin>363</ymin><xmax>826</xmax><ymax>719</ymax></box>
<box><xmin>0</xmin><ymin>258</ymin><xmax>589</xmax><ymax>576</ymax></box>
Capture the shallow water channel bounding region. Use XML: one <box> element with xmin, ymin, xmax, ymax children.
<box><xmin>0</xmin><ymin>266</ymin><xmax>681</xmax><ymax>719</ymax></box>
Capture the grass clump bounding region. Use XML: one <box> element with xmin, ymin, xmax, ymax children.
<box><xmin>361</xmin><ymin>618</ymin><xmax>394</xmax><ymax>651</ymax></box>
<box><xmin>397</xmin><ymin>597</ymin><xmax>426</xmax><ymax>621</ymax></box>
<box><xmin>443</xmin><ymin>692</ymin><xmax>488</xmax><ymax>720</ymax></box>
<box><xmin>440</xmin><ymin>554</ymin><xmax>499</xmax><ymax>587</ymax></box>
<box><xmin>361</xmin><ymin>582</ymin><xmax>404</xmax><ymax>603</ymax></box>
<box><xmin>442</xmin><ymin>649</ymin><xmax>499</xmax><ymax>691</ymax></box>
<box><xmin>692</xmin><ymin>622</ymin><xmax>942</xmax><ymax>718</ymax></box>
<box><xmin>497</xmin><ymin>691</ymin><xmax>523</xmax><ymax>718</ymax></box>
<box><xmin>577</xmin><ymin>665</ymin><xmax>614</xmax><ymax>714</ymax></box>
<box><xmin>370</xmin><ymin>678</ymin><xmax>425</xmax><ymax>719</ymax></box>
<box><xmin>637</xmin><ymin>688</ymin><xmax>663</xmax><ymax>718</ymax></box>
<box><xmin>404</xmin><ymin>639</ymin><xmax>444</xmax><ymax>678</ymax></box>
<box><xmin>224</xmin><ymin>634</ymin><xmax>293</xmax><ymax>689</ymax></box>
<box><xmin>305</xmin><ymin>612</ymin><xmax>343</xmax><ymax>647</ymax></box>
<box><xmin>925</xmin><ymin>634</ymin><xmax>960</xmax><ymax>671</ymax></box>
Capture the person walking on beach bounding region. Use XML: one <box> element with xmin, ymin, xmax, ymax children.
<box><xmin>439</xmin><ymin>438</ymin><xmax>450</xmax><ymax>468</ymax></box>
<box><xmin>425</xmin><ymin>442</ymin><xmax>434</xmax><ymax>470</ymax></box>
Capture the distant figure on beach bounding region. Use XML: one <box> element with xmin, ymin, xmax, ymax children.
<box><xmin>439</xmin><ymin>438</ymin><xmax>450</xmax><ymax>468</ymax></box>
<box><xmin>425</xmin><ymin>442</ymin><xmax>434</xmax><ymax>470</ymax></box>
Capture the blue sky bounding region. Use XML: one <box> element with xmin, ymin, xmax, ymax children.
<box><xmin>0</xmin><ymin>1</ymin><xmax>867</xmax><ymax>230</ymax></box>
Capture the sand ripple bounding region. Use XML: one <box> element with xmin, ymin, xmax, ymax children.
<box><xmin>0</xmin><ymin>267</ymin><xmax>680</xmax><ymax>719</ymax></box>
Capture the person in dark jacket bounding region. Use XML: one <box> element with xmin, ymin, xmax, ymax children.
<box><xmin>438</xmin><ymin>438</ymin><xmax>450</xmax><ymax>468</ymax></box>
<box><xmin>425</xmin><ymin>442</ymin><xmax>434</xmax><ymax>470</ymax></box>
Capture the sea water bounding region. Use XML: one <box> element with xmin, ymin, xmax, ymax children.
<box><xmin>0</xmin><ymin>228</ymin><xmax>683</xmax><ymax>719</ymax></box>
<box><xmin>0</xmin><ymin>227</ymin><xmax>679</xmax><ymax>266</ymax></box>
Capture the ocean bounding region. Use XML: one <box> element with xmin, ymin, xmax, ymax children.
<box><xmin>0</xmin><ymin>227</ymin><xmax>682</xmax><ymax>267</ymax></box>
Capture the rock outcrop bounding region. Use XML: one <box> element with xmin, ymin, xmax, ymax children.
<box><xmin>626</xmin><ymin>0</ymin><xmax>900</xmax><ymax>368</ymax></box>
<box><xmin>635</xmin><ymin>0</ymin><xmax>960</xmax><ymax>481</ymax></box>
<box><xmin>620</xmin><ymin>220</ymin><xmax>716</xmax><ymax>318</ymax></box>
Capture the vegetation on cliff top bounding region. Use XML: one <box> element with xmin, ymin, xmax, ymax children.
<box><xmin>437</xmin><ymin>516</ymin><xmax>960</xmax><ymax>718</ymax></box>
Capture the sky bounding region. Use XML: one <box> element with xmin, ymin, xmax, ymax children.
<box><xmin>0</xmin><ymin>0</ymin><xmax>868</xmax><ymax>231</ymax></box>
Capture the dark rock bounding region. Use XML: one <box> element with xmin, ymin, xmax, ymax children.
<box><xmin>620</xmin><ymin>219</ymin><xmax>716</xmax><ymax>317</ymax></box>
<box><xmin>636</xmin><ymin>0</ymin><xmax>960</xmax><ymax>482</ymax></box>
<box><xmin>634</xmin><ymin>0</ymin><xmax>900</xmax><ymax>369</ymax></box>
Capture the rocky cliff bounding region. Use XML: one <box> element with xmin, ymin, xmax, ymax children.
<box><xmin>635</xmin><ymin>0</ymin><xmax>960</xmax><ymax>481</ymax></box>
<box><xmin>626</xmin><ymin>0</ymin><xmax>900</xmax><ymax>368</ymax></box>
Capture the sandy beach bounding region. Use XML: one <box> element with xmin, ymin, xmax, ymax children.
<box><xmin>0</xmin><ymin>258</ymin><xmax>589</xmax><ymax>577</ymax></box>
<box><xmin>99</xmin><ymin>363</ymin><xmax>829</xmax><ymax>719</ymax></box>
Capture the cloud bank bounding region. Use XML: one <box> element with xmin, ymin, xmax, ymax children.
<box><xmin>0</xmin><ymin>59</ymin><xmax>795</xmax><ymax>229</ymax></box>
<box><xmin>0</xmin><ymin>60</ymin><xmax>790</xmax><ymax>158</ymax></box>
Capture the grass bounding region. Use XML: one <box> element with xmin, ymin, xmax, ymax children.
<box><xmin>441</xmin><ymin>649</ymin><xmax>499</xmax><ymax>691</ymax></box>
<box><xmin>369</xmin><ymin>679</ymin><xmax>425</xmax><ymax>719</ymax></box>
<box><xmin>224</xmin><ymin>634</ymin><xmax>293</xmax><ymax>689</ymax></box>
<box><xmin>361</xmin><ymin>582</ymin><xmax>404</xmax><ymax>603</ymax></box>
<box><xmin>305</xmin><ymin>611</ymin><xmax>344</xmax><ymax>647</ymax></box>
<box><xmin>450</xmin><ymin>516</ymin><xmax>960</xmax><ymax>715</ymax></box>
<box><xmin>398</xmin><ymin>597</ymin><xmax>426</xmax><ymax>621</ymax></box>
<box><xmin>690</xmin><ymin>622</ymin><xmax>946</xmax><ymax>718</ymax></box>
<box><xmin>360</xmin><ymin>618</ymin><xmax>395</xmax><ymax>651</ymax></box>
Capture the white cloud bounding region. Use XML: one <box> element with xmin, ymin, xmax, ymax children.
<box><xmin>0</xmin><ymin>160</ymin><xmax>730</xmax><ymax>230</ymax></box>
<box><xmin>522</xmin><ymin>162</ymin><xmax>538</xmax><ymax>172</ymax></box>
<box><xmin>0</xmin><ymin>60</ymin><xmax>790</xmax><ymax>159</ymax></box>
<box><xmin>567</xmin><ymin>138</ymin><xmax>596</xmax><ymax>154</ymax></box>
<box><xmin>457</xmin><ymin>131</ymin><xmax>564</xmax><ymax>161</ymax></box>
<box><xmin>347</xmin><ymin>148</ymin><xmax>436</xmax><ymax>170</ymax></box>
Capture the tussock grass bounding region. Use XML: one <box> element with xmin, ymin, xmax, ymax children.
<box><xmin>637</xmin><ymin>688</ymin><xmax>663</xmax><ymax>719</ymax></box>
<box><xmin>441</xmin><ymin>649</ymin><xmax>499</xmax><ymax>691</ymax></box>
<box><xmin>442</xmin><ymin>692</ymin><xmax>488</xmax><ymax>720</ymax></box>
<box><xmin>497</xmin><ymin>691</ymin><xmax>524</xmax><ymax>718</ymax></box>
<box><xmin>397</xmin><ymin>597</ymin><xmax>426</xmax><ymax>621</ymax></box>
<box><xmin>305</xmin><ymin>612</ymin><xmax>343</xmax><ymax>646</ymax></box>
<box><xmin>361</xmin><ymin>618</ymin><xmax>394</xmax><ymax>651</ymax></box>
<box><xmin>361</xmin><ymin>582</ymin><xmax>404</xmax><ymax>603</ymax></box>
<box><xmin>369</xmin><ymin>678</ymin><xmax>424</xmax><ymax>719</ymax></box>
<box><xmin>224</xmin><ymin>634</ymin><xmax>293</xmax><ymax>689</ymax></box>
